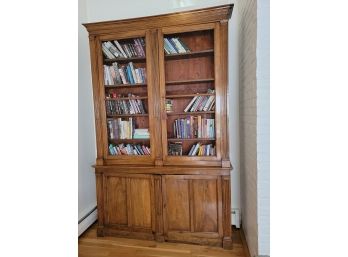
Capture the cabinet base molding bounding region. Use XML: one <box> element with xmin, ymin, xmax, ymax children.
<box><xmin>99</xmin><ymin>226</ymin><xmax>156</xmax><ymax>241</ymax></box>
<box><xmin>222</xmin><ymin>237</ymin><xmax>233</xmax><ymax>250</ymax></box>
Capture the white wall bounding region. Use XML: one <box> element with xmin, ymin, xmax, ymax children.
<box><xmin>238</xmin><ymin>0</ymin><xmax>258</xmax><ymax>255</ymax></box>
<box><xmin>256</xmin><ymin>0</ymin><xmax>270</xmax><ymax>255</ymax></box>
<box><xmin>239</xmin><ymin>0</ymin><xmax>270</xmax><ymax>256</ymax></box>
<box><xmin>78</xmin><ymin>0</ymin><xmax>97</xmax><ymax>223</ymax></box>
<box><xmin>80</xmin><ymin>0</ymin><xmax>241</xmax><ymax>215</ymax></box>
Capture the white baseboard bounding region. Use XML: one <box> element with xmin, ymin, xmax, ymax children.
<box><xmin>78</xmin><ymin>208</ymin><xmax>97</xmax><ymax>236</ymax></box>
<box><xmin>232</xmin><ymin>208</ymin><xmax>241</xmax><ymax>228</ymax></box>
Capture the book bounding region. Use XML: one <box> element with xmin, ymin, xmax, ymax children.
<box><xmin>168</xmin><ymin>142</ymin><xmax>183</xmax><ymax>156</ymax></box>
<box><xmin>113</xmin><ymin>40</ymin><xmax>128</xmax><ymax>58</ymax></box>
<box><xmin>109</xmin><ymin>143</ymin><xmax>150</xmax><ymax>155</ymax></box>
<box><xmin>105</xmin><ymin>94</ymin><xmax>147</xmax><ymax>115</ymax></box>
<box><xmin>176</xmin><ymin>38</ymin><xmax>191</xmax><ymax>52</ymax></box>
<box><xmin>172</xmin><ymin>38</ymin><xmax>186</xmax><ymax>53</ymax></box>
<box><xmin>165</xmin><ymin>99</ymin><xmax>173</xmax><ymax>112</ymax></box>
<box><xmin>102</xmin><ymin>44</ymin><xmax>116</xmax><ymax>59</ymax></box>
<box><xmin>184</xmin><ymin>95</ymin><xmax>198</xmax><ymax>112</ymax></box>
<box><xmin>164</xmin><ymin>38</ymin><xmax>177</xmax><ymax>54</ymax></box>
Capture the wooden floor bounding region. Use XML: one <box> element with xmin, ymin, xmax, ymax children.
<box><xmin>79</xmin><ymin>224</ymin><xmax>250</xmax><ymax>257</ymax></box>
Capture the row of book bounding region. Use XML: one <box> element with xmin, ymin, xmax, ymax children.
<box><xmin>108</xmin><ymin>117</ymin><xmax>150</xmax><ymax>140</ymax></box>
<box><xmin>184</xmin><ymin>89</ymin><xmax>215</xmax><ymax>112</ymax></box>
<box><xmin>164</xmin><ymin>37</ymin><xmax>191</xmax><ymax>54</ymax></box>
<box><xmin>109</xmin><ymin>143</ymin><xmax>151</xmax><ymax>156</ymax></box>
<box><xmin>167</xmin><ymin>142</ymin><xmax>215</xmax><ymax>156</ymax></box>
<box><xmin>173</xmin><ymin>116</ymin><xmax>215</xmax><ymax>139</ymax></box>
<box><xmin>104</xmin><ymin>62</ymin><xmax>146</xmax><ymax>85</ymax></box>
<box><xmin>102</xmin><ymin>38</ymin><xmax>146</xmax><ymax>59</ymax></box>
<box><xmin>108</xmin><ymin>118</ymin><xmax>135</xmax><ymax>139</ymax></box>
<box><xmin>106</xmin><ymin>94</ymin><xmax>146</xmax><ymax>115</ymax></box>
<box><xmin>188</xmin><ymin>143</ymin><xmax>215</xmax><ymax>156</ymax></box>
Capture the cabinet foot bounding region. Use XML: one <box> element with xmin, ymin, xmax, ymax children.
<box><xmin>222</xmin><ymin>237</ymin><xmax>233</xmax><ymax>250</ymax></box>
<box><xmin>97</xmin><ymin>227</ymin><xmax>104</xmax><ymax>237</ymax></box>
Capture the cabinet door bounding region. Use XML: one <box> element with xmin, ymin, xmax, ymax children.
<box><xmin>162</xmin><ymin>175</ymin><xmax>222</xmax><ymax>246</ymax></box>
<box><xmin>158</xmin><ymin>23</ymin><xmax>224</xmax><ymax>167</ymax></box>
<box><xmin>103</xmin><ymin>174</ymin><xmax>156</xmax><ymax>236</ymax></box>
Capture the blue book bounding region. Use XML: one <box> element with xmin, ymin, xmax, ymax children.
<box><xmin>126</xmin><ymin>65</ymin><xmax>135</xmax><ymax>84</ymax></box>
<box><xmin>168</xmin><ymin>38</ymin><xmax>180</xmax><ymax>53</ymax></box>
<box><xmin>164</xmin><ymin>38</ymin><xmax>177</xmax><ymax>53</ymax></box>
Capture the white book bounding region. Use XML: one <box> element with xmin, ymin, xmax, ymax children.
<box><xmin>172</xmin><ymin>38</ymin><xmax>186</xmax><ymax>53</ymax></box>
<box><xmin>118</xmin><ymin>68</ymin><xmax>128</xmax><ymax>84</ymax></box>
<box><xmin>184</xmin><ymin>95</ymin><xmax>198</xmax><ymax>112</ymax></box>
<box><xmin>135</xmin><ymin>69</ymin><xmax>141</xmax><ymax>83</ymax></box>
<box><xmin>104</xmin><ymin>41</ymin><xmax>120</xmax><ymax>57</ymax></box>
<box><xmin>203</xmin><ymin>95</ymin><xmax>215</xmax><ymax>111</ymax></box>
<box><xmin>113</xmin><ymin>40</ymin><xmax>128</xmax><ymax>58</ymax></box>
<box><xmin>188</xmin><ymin>144</ymin><xmax>196</xmax><ymax>155</ymax></box>
<box><xmin>102</xmin><ymin>44</ymin><xmax>115</xmax><ymax>59</ymax></box>
<box><xmin>191</xmin><ymin>143</ymin><xmax>201</xmax><ymax>156</ymax></box>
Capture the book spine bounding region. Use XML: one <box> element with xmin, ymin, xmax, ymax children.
<box><xmin>176</xmin><ymin>38</ymin><xmax>191</xmax><ymax>52</ymax></box>
<box><xmin>184</xmin><ymin>96</ymin><xmax>198</xmax><ymax>112</ymax></box>
<box><xmin>172</xmin><ymin>38</ymin><xmax>186</xmax><ymax>53</ymax></box>
<box><xmin>168</xmin><ymin>38</ymin><xmax>180</xmax><ymax>53</ymax></box>
<box><xmin>114</xmin><ymin>40</ymin><xmax>127</xmax><ymax>58</ymax></box>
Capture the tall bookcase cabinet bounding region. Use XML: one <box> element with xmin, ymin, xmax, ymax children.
<box><xmin>83</xmin><ymin>4</ymin><xmax>234</xmax><ymax>249</ymax></box>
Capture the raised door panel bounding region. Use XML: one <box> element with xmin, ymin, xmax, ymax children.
<box><xmin>163</xmin><ymin>175</ymin><xmax>222</xmax><ymax>246</ymax></box>
<box><xmin>163</xmin><ymin>177</ymin><xmax>190</xmax><ymax>231</ymax></box>
<box><xmin>105</xmin><ymin>176</ymin><xmax>128</xmax><ymax>225</ymax></box>
<box><xmin>192</xmin><ymin>179</ymin><xmax>218</xmax><ymax>232</ymax></box>
<box><xmin>128</xmin><ymin>178</ymin><xmax>152</xmax><ymax>228</ymax></box>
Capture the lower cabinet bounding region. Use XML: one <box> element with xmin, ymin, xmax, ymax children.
<box><xmin>162</xmin><ymin>175</ymin><xmax>223</xmax><ymax>246</ymax></box>
<box><xmin>97</xmin><ymin>173</ymin><xmax>159</xmax><ymax>240</ymax></box>
<box><xmin>96</xmin><ymin>172</ymin><xmax>232</xmax><ymax>248</ymax></box>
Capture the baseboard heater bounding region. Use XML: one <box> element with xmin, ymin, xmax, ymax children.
<box><xmin>78</xmin><ymin>206</ymin><xmax>97</xmax><ymax>236</ymax></box>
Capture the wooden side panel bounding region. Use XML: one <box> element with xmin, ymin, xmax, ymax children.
<box><xmin>164</xmin><ymin>178</ymin><xmax>190</xmax><ymax>231</ymax></box>
<box><xmin>222</xmin><ymin>175</ymin><xmax>233</xmax><ymax>249</ymax></box>
<box><xmin>192</xmin><ymin>179</ymin><xmax>218</xmax><ymax>232</ymax></box>
<box><xmin>105</xmin><ymin>176</ymin><xmax>127</xmax><ymax>225</ymax></box>
<box><xmin>95</xmin><ymin>173</ymin><xmax>104</xmax><ymax>236</ymax></box>
<box><xmin>128</xmin><ymin>178</ymin><xmax>152</xmax><ymax>228</ymax></box>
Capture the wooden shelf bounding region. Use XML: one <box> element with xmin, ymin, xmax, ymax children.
<box><xmin>166</xmin><ymin>93</ymin><xmax>214</xmax><ymax>98</ymax></box>
<box><xmin>165</xmin><ymin>49</ymin><xmax>214</xmax><ymax>59</ymax></box>
<box><xmin>104</xmin><ymin>56</ymin><xmax>146</xmax><ymax>63</ymax></box>
<box><xmin>109</xmin><ymin>138</ymin><xmax>150</xmax><ymax>143</ymax></box>
<box><xmin>168</xmin><ymin>138</ymin><xmax>215</xmax><ymax>141</ymax></box>
<box><xmin>106</xmin><ymin>96</ymin><xmax>148</xmax><ymax>100</ymax></box>
<box><xmin>107</xmin><ymin>114</ymin><xmax>148</xmax><ymax>118</ymax></box>
<box><xmin>105</xmin><ymin>83</ymin><xmax>147</xmax><ymax>88</ymax></box>
<box><xmin>165</xmin><ymin>78</ymin><xmax>214</xmax><ymax>85</ymax></box>
<box><xmin>166</xmin><ymin>111</ymin><xmax>215</xmax><ymax>116</ymax></box>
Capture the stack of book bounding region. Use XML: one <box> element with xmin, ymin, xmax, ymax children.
<box><xmin>106</xmin><ymin>93</ymin><xmax>146</xmax><ymax>115</ymax></box>
<box><xmin>104</xmin><ymin>62</ymin><xmax>146</xmax><ymax>85</ymax></box>
<box><xmin>107</xmin><ymin>118</ymin><xmax>134</xmax><ymax>139</ymax></box>
<box><xmin>165</xmin><ymin>99</ymin><xmax>174</xmax><ymax>112</ymax></box>
<box><xmin>168</xmin><ymin>142</ymin><xmax>183</xmax><ymax>156</ymax></box>
<box><xmin>188</xmin><ymin>143</ymin><xmax>215</xmax><ymax>156</ymax></box>
<box><xmin>164</xmin><ymin>37</ymin><xmax>191</xmax><ymax>54</ymax></box>
<box><xmin>109</xmin><ymin>143</ymin><xmax>151</xmax><ymax>155</ymax></box>
<box><xmin>102</xmin><ymin>38</ymin><xmax>146</xmax><ymax>59</ymax></box>
<box><xmin>173</xmin><ymin>116</ymin><xmax>215</xmax><ymax>139</ymax></box>
<box><xmin>184</xmin><ymin>89</ymin><xmax>215</xmax><ymax>112</ymax></box>
<box><xmin>133</xmin><ymin>129</ymin><xmax>150</xmax><ymax>139</ymax></box>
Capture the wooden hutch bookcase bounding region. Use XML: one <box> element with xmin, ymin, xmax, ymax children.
<box><xmin>83</xmin><ymin>4</ymin><xmax>234</xmax><ymax>249</ymax></box>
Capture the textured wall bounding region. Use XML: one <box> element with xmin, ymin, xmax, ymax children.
<box><xmin>238</xmin><ymin>0</ymin><xmax>258</xmax><ymax>256</ymax></box>
<box><xmin>256</xmin><ymin>0</ymin><xmax>270</xmax><ymax>254</ymax></box>
<box><xmin>239</xmin><ymin>0</ymin><xmax>270</xmax><ymax>255</ymax></box>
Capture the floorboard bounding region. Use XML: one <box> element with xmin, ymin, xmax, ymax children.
<box><xmin>79</xmin><ymin>223</ymin><xmax>248</xmax><ymax>257</ymax></box>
